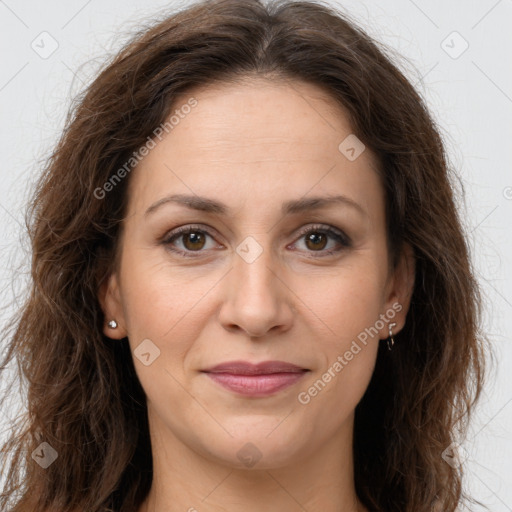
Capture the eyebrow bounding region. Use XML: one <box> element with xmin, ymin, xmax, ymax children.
<box><xmin>144</xmin><ymin>193</ymin><xmax>367</xmax><ymax>218</ymax></box>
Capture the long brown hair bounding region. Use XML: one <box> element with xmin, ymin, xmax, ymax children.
<box><xmin>0</xmin><ymin>0</ymin><xmax>489</xmax><ymax>510</ymax></box>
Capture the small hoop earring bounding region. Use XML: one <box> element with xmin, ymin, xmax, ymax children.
<box><xmin>387</xmin><ymin>322</ymin><xmax>397</xmax><ymax>351</ymax></box>
<box><xmin>108</xmin><ymin>320</ymin><xmax>118</xmax><ymax>329</ymax></box>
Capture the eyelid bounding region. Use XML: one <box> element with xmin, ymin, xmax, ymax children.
<box><xmin>160</xmin><ymin>224</ymin><xmax>223</xmax><ymax>250</ymax></box>
<box><xmin>161</xmin><ymin>222</ymin><xmax>352</xmax><ymax>258</ymax></box>
<box><xmin>293</xmin><ymin>223</ymin><xmax>351</xmax><ymax>246</ymax></box>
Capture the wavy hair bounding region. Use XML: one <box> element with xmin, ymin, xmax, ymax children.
<box><xmin>0</xmin><ymin>0</ymin><xmax>488</xmax><ymax>510</ymax></box>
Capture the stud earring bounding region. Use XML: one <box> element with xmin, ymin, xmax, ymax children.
<box><xmin>387</xmin><ymin>322</ymin><xmax>396</xmax><ymax>351</ymax></box>
<box><xmin>108</xmin><ymin>320</ymin><xmax>118</xmax><ymax>329</ymax></box>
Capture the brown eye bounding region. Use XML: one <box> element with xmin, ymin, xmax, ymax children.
<box><xmin>162</xmin><ymin>225</ymin><xmax>219</xmax><ymax>258</ymax></box>
<box><xmin>304</xmin><ymin>232</ymin><xmax>328</xmax><ymax>251</ymax></box>
<box><xmin>162</xmin><ymin>223</ymin><xmax>351</xmax><ymax>259</ymax></box>
<box><xmin>292</xmin><ymin>225</ymin><xmax>351</xmax><ymax>258</ymax></box>
<box><xmin>181</xmin><ymin>231</ymin><xmax>207</xmax><ymax>251</ymax></box>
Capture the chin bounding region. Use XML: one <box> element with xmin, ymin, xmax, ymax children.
<box><xmin>195</xmin><ymin>422</ymin><xmax>308</xmax><ymax>470</ymax></box>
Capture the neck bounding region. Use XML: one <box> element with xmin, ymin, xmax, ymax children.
<box><xmin>138</xmin><ymin>410</ymin><xmax>367</xmax><ymax>512</ymax></box>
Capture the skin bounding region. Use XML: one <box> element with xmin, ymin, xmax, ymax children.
<box><xmin>99</xmin><ymin>77</ymin><xmax>415</xmax><ymax>512</ymax></box>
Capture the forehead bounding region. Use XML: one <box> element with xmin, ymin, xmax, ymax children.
<box><xmin>126</xmin><ymin>78</ymin><xmax>382</xmax><ymax>218</ymax></box>
<box><xmin>169</xmin><ymin>77</ymin><xmax>357</xmax><ymax>152</ymax></box>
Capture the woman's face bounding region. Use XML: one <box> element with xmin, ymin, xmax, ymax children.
<box><xmin>101</xmin><ymin>78</ymin><xmax>414</xmax><ymax>470</ymax></box>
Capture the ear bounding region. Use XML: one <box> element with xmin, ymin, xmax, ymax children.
<box><xmin>98</xmin><ymin>272</ymin><xmax>128</xmax><ymax>339</ymax></box>
<box><xmin>378</xmin><ymin>242</ymin><xmax>416</xmax><ymax>339</ymax></box>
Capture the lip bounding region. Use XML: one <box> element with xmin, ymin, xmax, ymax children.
<box><xmin>201</xmin><ymin>360</ymin><xmax>310</xmax><ymax>397</ymax></box>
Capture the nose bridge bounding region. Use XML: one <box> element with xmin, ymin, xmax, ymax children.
<box><xmin>219</xmin><ymin>234</ymin><xmax>291</xmax><ymax>336</ymax></box>
<box><xmin>232</xmin><ymin>234</ymin><xmax>279</xmax><ymax>302</ymax></box>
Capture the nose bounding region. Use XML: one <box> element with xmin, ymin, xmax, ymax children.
<box><xmin>218</xmin><ymin>240</ymin><xmax>294</xmax><ymax>338</ymax></box>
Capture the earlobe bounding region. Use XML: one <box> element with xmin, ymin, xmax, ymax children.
<box><xmin>98</xmin><ymin>273</ymin><xmax>127</xmax><ymax>339</ymax></box>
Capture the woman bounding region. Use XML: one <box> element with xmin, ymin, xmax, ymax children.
<box><xmin>0</xmin><ymin>0</ymin><xmax>488</xmax><ymax>510</ymax></box>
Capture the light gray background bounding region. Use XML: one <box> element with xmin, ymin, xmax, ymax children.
<box><xmin>0</xmin><ymin>0</ymin><xmax>511</xmax><ymax>509</ymax></box>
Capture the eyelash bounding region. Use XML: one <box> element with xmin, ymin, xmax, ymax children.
<box><xmin>161</xmin><ymin>223</ymin><xmax>352</xmax><ymax>259</ymax></box>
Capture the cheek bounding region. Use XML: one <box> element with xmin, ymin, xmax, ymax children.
<box><xmin>120</xmin><ymin>246</ymin><xmax>219</xmax><ymax>339</ymax></box>
<box><xmin>119</xmin><ymin>238</ymin><xmax>386</xmax><ymax>382</ymax></box>
<box><xmin>293</xmin><ymin>259</ymin><xmax>387</xmax><ymax>341</ymax></box>
<box><xmin>292</xmin><ymin>261</ymin><xmax>384</xmax><ymax>405</ymax></box>
<box><xmin>294</xmin><ymin>281</ymin><xmax>382</xmax><ymax>434</ymax></box>
<box><xmin>118</xmin><ymin>253</ymin><xmax>216</xmax><ymax>413</ymax></box>
<box><xmin>297</xmin><ymin>341</ymin><xmax>377</xmax><ymax>441</ymax></box>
